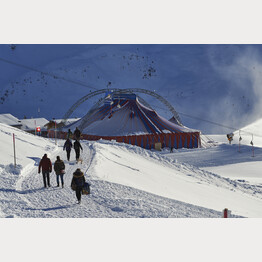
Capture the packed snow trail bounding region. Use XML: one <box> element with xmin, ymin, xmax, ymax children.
<box><xmin>0</xmin><ymin>139</ymin><xmax>234</xmax><ymax>218</ymax></box>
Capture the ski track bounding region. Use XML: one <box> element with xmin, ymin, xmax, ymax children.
<box><xmin>0</xmin><ymin>140</ymin><xmax>240</xmax><ymax>218</ymax></box>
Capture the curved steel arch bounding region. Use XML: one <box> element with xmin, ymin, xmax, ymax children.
<box><xmin>62</xmin><ymin>88</ymin><xmax>182</xmax><ymax>126</ymax></box>
<box><xmin>63</xmin><ymin>89</ymin><xmax>108</xmax><ymax>120</ymax></box>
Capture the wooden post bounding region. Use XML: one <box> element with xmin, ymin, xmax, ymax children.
<box><xmin>13</xmin><ymin>133</ymin><xmax>16</xmax><ymax>168</ymax></box>
<box><xmin>55</xmin><ymin>120</ymin><xmax>57</xmax><ymax>145</ymax></box>
<box><xmin>223</xmin><ymin>208</ymin><xmax>228</xmax><ymax>218</ymax></box>
<box><xmin>251</xmin><ymin>134</ymin><xmax>254</xmax><ymax>157</ymax></box>
<box><xmin>238</xmin><ymin>130</ymin><xmax>241</xmax><ymax>153</ymax></box>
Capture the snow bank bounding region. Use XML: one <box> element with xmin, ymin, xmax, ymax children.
<box><xmin>0</xmin><ymin>122</ymin><xmax>58</xmax><ymax>167</ymax></box>
<box><xmin>89</xmin><ymin>139</ymin><xmax>262</xmax><ymax>217</ymax></box>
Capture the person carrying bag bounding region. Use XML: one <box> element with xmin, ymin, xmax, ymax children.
<box><xmin>54</xmin><ymin>156</ymin><xmax>65</xmax><ymax>188</ymax></box>
<box><xmin>71</xmin><ymin>168</ymin><xmax>85</xmax><ymax>204</ymax></box>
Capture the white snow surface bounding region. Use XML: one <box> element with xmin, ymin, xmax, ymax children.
<box><xmin>1</xmin><ymin>119</ymin><xmax>262</xmax><ymax>218</ymax></box>
<box><xmin>0</xmin><ymin>113</ymin><xmax>21</xmax><ymax>126</ymax></box>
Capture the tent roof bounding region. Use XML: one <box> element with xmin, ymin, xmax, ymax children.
<box><xmin>66</xmin><ymin>94</ymin><xmax>198</xmax><ymax>136</ymax></box>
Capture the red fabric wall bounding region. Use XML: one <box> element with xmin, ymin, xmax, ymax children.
<box><xmin>48</xmin><ymin>131</ymin><xmax>200</xmax><ymax>149</ymax></box>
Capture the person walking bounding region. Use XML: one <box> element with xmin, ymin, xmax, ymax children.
<box><xmin>74</xmin><ymin>127</ymin><xmax>81</xmax><ymax>140</ymax></box>
<box><xmin>54</xmin><ymin>156</ymin><xmax>65</xmax><ymax>188</ymax></box>
<box><xmin>73</xmin><ymin>139</ymin><xmax>83</xmax><ymax>161</ymax></box>
<box><xmin>38</xmin><ymin>154</ymin><xmax>52</xmax><ymax>188</ymax></box>
<box><xmin>67</xmin><ymin>129</ymin><xmax>73</xmax><ymax>139</ymax></box>
<box><xmin>71</xmin><ymin>168</ymin><xmax>85</xmax><ymax>204</ymax></box>
<box><xmin>63</xmin><ymin>138</ymin><xmax>73</xmax><ymax>161</ymax></box>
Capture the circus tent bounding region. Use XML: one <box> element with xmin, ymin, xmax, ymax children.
<box><xmin>63</xmin><ymin>93</ymin><xmax>201</xmax><ymax>150</ymax></box>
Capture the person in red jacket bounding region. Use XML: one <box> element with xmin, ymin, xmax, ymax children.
<box><xmin>38</xmin><ymin>154</ymin><xmax>52</xmax><ymax>188</ymax></box>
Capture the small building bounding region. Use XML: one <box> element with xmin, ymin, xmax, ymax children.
<box><xmin>45</xmin><ymin>118</ymin><xmax>80</xmax><ymax>130</ymax></box>
<box><xmin>0</xmin><ymin>113</ymin><xmax>22</xmax><ymax>129</ymax></box>
<box><xmin>19</xmin><ymin>118</ymin><xmax>49</xmax><ymax>132</ymax></box>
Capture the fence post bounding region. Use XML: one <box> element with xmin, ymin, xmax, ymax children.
<box><xmin>55</xmin><ymin>120</ymin><xmax>57</xmax><ymax>145</ymax></box>
<box><xmin>238</xmin><ymin>130</ymin><xmax>242</xmax><ymax>153</ymax></box>
<box><xmin>222</xmin><ymin>208</ymin><xmax>231</xmax><ymax>218</ymax></box>
<box><xmin>223</xmin><ymin>208</ymin><xmax>228</xmax><ymax>218</ymax></box>
<box><xmin>13</xmin><ymin>133</ymin><xmax>16</xmax><ymax>168</ymax></box>
<box><xmin>251</xmin><ymin>134</ymin><xmax>254</xmax><ymax>157</ymax></box>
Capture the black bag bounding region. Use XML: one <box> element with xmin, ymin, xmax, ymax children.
<box><xmin>82</xmin><ymin>182</ymin><xmax>90</xmax><ymax>195</ymax></box>
<box><xmin>71</xmin><ymin>180</ymin><xmax>76</xmax><ymax>191</ymax></box>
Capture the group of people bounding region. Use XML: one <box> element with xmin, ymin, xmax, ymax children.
<box><xmin>63</xmin><ymin>128</ymin><xmax>83</xmax><ymax>162</ymax></box>
<box><xmin>67</xmin><ymin>127</ymin><xmax>81</xmax><ymax>140</ymax></box>
<box><xmin>38</xmin><ymin>127</ymin><xmax>87</xmax><ymax>204</ymax></box>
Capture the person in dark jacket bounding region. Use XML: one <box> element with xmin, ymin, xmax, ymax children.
<box><xmin>73</xmin><ymin>127</ymin><xmax>81</xmax><ymax>140</ymax></box>
<box><xmin>71</xmin><ymin>168</ymin><xmax>85</xmax><ymax>204</ymax></box>
<box><xmin>73</xmin><ymin>140</ymin><xmax>83</xmax><ymax>161</ymax></box>
<box><xmin>54</xmin><ymin>156</ymin><xmax>65</xmax><ymax>188</ymax></box>
<box><xmin>67</xmin><ymin>129</ymin><xmax>73</xmax><ymax>139</ymax></box>
<box><xmin>63</xmin><ymin>138</ymin><xmax>73</xmax><ymax>161</ymax></box>
<box><xmin>38</xmin><ymin>153</ymin><xmax>52</xmax><ymax>188</ymax></box>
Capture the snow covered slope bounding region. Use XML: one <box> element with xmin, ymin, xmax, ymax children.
<box><xmin>1</xmin><ymin>120</ymin><xmax>262</xmax><ymax>218</ymax></box>
<box><xmin>2</xmin><ymin>44</ymin><xmax>262</xmax><ymax>134</ymax></box>
<box><xmin>0</xmin><ymin>123</ymin><xmax>58</xmax><ymax>166</ymax></box>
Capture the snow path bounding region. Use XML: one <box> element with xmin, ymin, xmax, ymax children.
<box><xmin>0</xmin><ymin>140</ymin><xmax>231</xmax><ymax>218</ymax></box>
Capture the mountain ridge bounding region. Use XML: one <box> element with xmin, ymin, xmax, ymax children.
<box><xmin>1</xmin><ymin>44</ymin><xmax>262</xmax><ymax>134</ymax></box>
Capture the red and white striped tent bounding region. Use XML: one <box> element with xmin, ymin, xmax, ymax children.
<box><xmin>64</xmin><ymin>93</ymin><xmax>201</xmax><ymax>150</ymax></box>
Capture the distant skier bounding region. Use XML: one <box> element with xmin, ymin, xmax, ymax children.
<box><xmin>63</xmin><ymin>138</ymin><xmax>73</xmax><ymax>161</ymax></box>
<box><xmin>73</xmin><ymin>139</ymin><xmax>83</xmax><ymax>162</ymax></box>
<box><xmin>67</xmin><ymin>129</ymin><xmax>73</xmax><ymax>139</ymax></box>
<box><xmin>74</xmin><ymin>127</ymin><xmax>81</xmax><ymax>140</ymax></box>
<box><xmin>38</xmin><ymin>154</ymin><xmax>52</xmax><ymax>188</ymax></box>
<box><xmin>54</xmin><ymin>156</ymin><xmax>65</xmax><ymax>188</ymax></box>
<box><xmin>71</xmin><ymin>168</ymin><xmax>86</xmax><ymax>204</ymax></box>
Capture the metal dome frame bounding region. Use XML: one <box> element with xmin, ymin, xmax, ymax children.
<box><xmin>62</xmin><ymin>88</ymin><xmax>182</xmax><ymax>126</ymax></box>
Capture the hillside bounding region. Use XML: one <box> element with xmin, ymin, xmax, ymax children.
<box><xmin>2</xmin><ymin>44</ymin><xmax>262</xmax><ymax>134</ymax></box>
<box><xmin>1</xmin><ymin>119</ymin><xmax>262</xmax><ymax>218</ymax></box>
